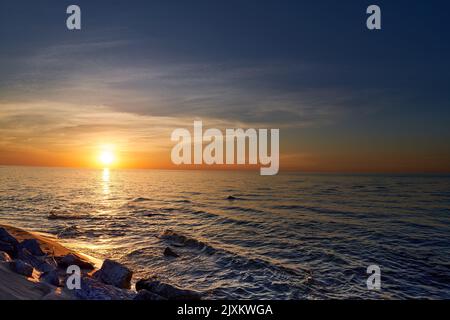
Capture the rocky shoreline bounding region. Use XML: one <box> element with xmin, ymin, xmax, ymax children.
<box><xmin>0</xmin><ymin>225</ymin><xmax>202</xmax><ymax>300</ymax></box>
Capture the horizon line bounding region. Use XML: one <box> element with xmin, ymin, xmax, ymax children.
<box><xmin>1</xmin><ymin>163</ymin><xmax>450</xmax><ymax>176</ymax></box>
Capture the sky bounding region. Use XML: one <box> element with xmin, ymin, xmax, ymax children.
<box><xmin>0</xmin><ymin>0</ymin><xmax>449</xmax><ymax>172</ymax></box>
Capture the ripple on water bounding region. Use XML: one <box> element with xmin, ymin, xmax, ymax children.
<box><xmin>1</xmin><ymin>168</ymin><xmax>449</xmax><ymax>299</ymax></box>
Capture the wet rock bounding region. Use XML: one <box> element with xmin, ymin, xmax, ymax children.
<box><xmin>93</xmin><ymin>259</ymin><xmax>133</xmax><ymax>289</ymax></box>
<box><xmin>18</xmin><ymin>239</ymin><xmax>45</xmax><ymax>256</ymax></box>
<box><xmin>56</xmin><ymin>253</ymin><xmax>95</xmax><ymax>271</ymax></box>
<box><xmin>0</xmin><ymin>251</ymin><xmax>11</xmax><ymax>262</ymax></box>
<box><xmin>0</xmin><ymin>241</ymin><xmax>15</xmax><ymax>256</ymax></box>
<box><xmin>57</xmin><ymin>225</ymin><xmax>81</xmax><ymax>238</ymax></box>
<box><xmin>40</xmin><ymin>270</ymin><xmax>60</xmax><ymax>286</ymax></box>
<box><xmin>11</xmin><ymin>260</ymin><xmax>34</xmax><ymax>277</ymax></box>
<box><xmin>135</xmin><ymin>279</ymin><xmax>201</xmax><ymax>300</ymax></box>
<box><xmin>133</xmin><ymin>289</ymin><xmax>166</xmax><ymax>300</ymax></box>
<box><xmin>160</xmin><ymin>229</ymin><xmax>207</xmax><ymax>249</ymax></box>
<box><xmin>17</xmin><ymin>248</ymin><xmax>55</xmax><ymax>273</ymax></box>
<box><xmin>44</xmin><ymin>256</ymin><xmax>58</xmax><ymax>269</ymax></box>
<box><xmin>71</xmin><ymin>276</ymin><xmax>135</xmax><ymax>300</ymax></box>
<box><xmin>163</xmin><ymin>247</ymin><xmax>179</xmax><ymax>258</ymax></box>
<box><xmin>0</xmin><ymin>227</ymin><xmax>19</xmax><ymax>245</ymax></box>
<box><xmin>48</xmin><ymin>213</ymin><xmax>71</xmax><ymax>220</ymax></box>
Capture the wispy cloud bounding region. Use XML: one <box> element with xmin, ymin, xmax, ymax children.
<box><xmin>0</xmin><ymin>39</ymin><xmax>381</xmax><ymax>129</ymax></box>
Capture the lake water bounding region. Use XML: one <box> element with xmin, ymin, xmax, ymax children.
<box><xmin>0</xmin><ymin>166</ymin><xmax>449</xmax><ymax>299</ymax></box>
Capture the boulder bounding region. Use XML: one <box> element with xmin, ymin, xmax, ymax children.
<box><xmin>40</xmin><ymin>270</ymin><xmax>60</xmax><ymax>286</ymax></box>
<box><xmin>135</xmin><ymin>279</ymin><xmax>201</xmax><ymax>300</ymax></box>
<box><xmin>43</xmin><ymin>256</ymin><xmax>58</xmax><ymax>269</ymax></box>
<box><xmin>70</xmin><ymin>276</ymin><xmax>135</xmax><ymax>300</ymax></box>
<box><xmin>17</xmin><ymin>248</ymin><xmax>55</xmax><ymax>273</ymax></box>
<box><xmin>11</xmin><ymin>260</ymin><xmax>34</xmax><ymax>277</ymax></box>
<box><xmin>133</xmin><ymin>289</ymin><xmax>166</xmax><ymax>300</ymax></box>
<box><xmin>57</xmin><ymin>225</ymin><xmax>81</xmax><ymax>238</ymax></box>
<box><xmin>18</xmin><ymin>239</ymin><xmax>45</xmax><ymax>256</ymax></box>
<box><xmin>56</xmin><ymin>254</ymin><xmax>95</xmax><ymax>271</ymax></box>
<box><xmin>163</xmin><ymin>247</ymin><xmax>179</xmax><ymax>258</ymax></box>
<box><xmin>0</xmin><ymin>228</ymin><xmax>19</xmax><ymax>245</ymax></box>
<box><xmin>0</xmin><ymin>251</ymin><xmax>11</xmax><ymax>262</ymax></box>
<box><xmin>93</xmin><ymin>259</ymin><xmax>133</xmax><ymax>289</ymax></box>
<box><xmin>0</xmin><ymin>241</ymin><xmax>15</xmax><ymax>257</ymax></box>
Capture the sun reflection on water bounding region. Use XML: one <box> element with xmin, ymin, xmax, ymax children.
<box><xmin>102</xmin><ymin>168</ymin><xmax>110</xmax><ymax>195</ymax></box>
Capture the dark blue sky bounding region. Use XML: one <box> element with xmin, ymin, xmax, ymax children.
<box><xmin>0</xmin><ymin>0</ymin><xmax>449</xmax><ymax>171</ymax></box>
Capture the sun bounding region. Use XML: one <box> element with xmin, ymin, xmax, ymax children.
<box><xmin>99</xmin><ymin>150</ymin><xmax>115</xmax><ymax>167</ymax></box>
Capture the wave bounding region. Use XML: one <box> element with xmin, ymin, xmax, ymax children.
<box><xmin>131</xmin><ymin>197</ymin><xmax>152</xmax><ymax>202</ymax></box>
<box><xmin>175</xmin><ymin>208</ymin><xmax>263</xmax><ymax>228</ymax></box>
<box><xmin>226</xmin><ymin>195</ymin><xmax>246</xmax><ymax>201</ymax></box>
<box><xmin>131</xmin><ymin>209</ymin><xmax>166</xmax><ymax>217</ymax></box>
<box><xmin>55</xmin><ymin>225</ymin><xmax>81</xmax><ymax>238</ymax></box>
<box><xmin>271</xmin><ymin>204</ymin><xmax>306</xmax><ymax>210</ymax></box>
<box><xmin>48</xmin><ymin>212</ymin><xmax>92</xmax><ymax>220</ymax></box>
<box><xmin>159</xmin><ymin>229</ymin><xmax>216</xmax><ymax>254</ymax></box>
<box><xmin>172</xmin><ymin>199</ymin><xmax>192</xmax><ymax>203</ymax></box>
<box><xmin>159</xmin><ymin>229</ymin><xmax>307</xmax><ymax>282</ymax></box>
<box><xmin>221</xmin><ymin>206</ymin><xmax>265</xmax><ymax>214</ymax></box>
<box><xmin>271</xmin><ymin>204</ymin><xmax>351</xmax><ymax>216</ymax></box>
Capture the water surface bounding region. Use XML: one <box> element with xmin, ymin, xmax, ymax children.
<box><xmin>0</xmin><ymin>166</ymin><xmax>449</xmax><ymax>299</ymax></box>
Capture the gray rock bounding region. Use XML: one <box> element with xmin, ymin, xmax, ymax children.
<box><xmin>17</xmin><ymin>248</ymin><xmax>55</xmax><ymax>273</ymax></box>
<box><xmin>19</xmin><ymin>239</ymin><xmax>45</xmax><ymax>256</ymax></box>
<box><xmin>133</xmin><ymin>289</ymin><xmax>166</xmax><ymax>300</ymax></box>
<box><xmin>70</xmin><ymin>276</ymin><xmax>135</xmax><ymax>300</ymax></box>
<box><xmin>0</xmin><ymin>228</ymin><xmax>19</xmax><ymax>245</ymax></box>
<box><xmin>57</xmin><ymin>225</ymin><xmax>81</xmax><ymax>238</ymax></box>
<box><xmin>11</xmin><ymin>260</ymin><xmax>34</xmax><ymax>277</ymax></box>
<box><xmin>135</xmin><ymin>279</ymin><xmax>201</xmax><ymax>300</ymax></box>
<box><xmin>163</xmin><ymin>247</ymin><xmax>179</xmax><ymax>258</ymax></box>
<box><xmin>0</xmin><ymin>241</ymin><xmax>15</xmax><ymax>256</ymax></box>
<box><xmin>56</xmin><ymin>254</ymin><xmax>95</xmax><ymax>271</ymax></box>
<box><xmin>43</xmin><ymin>256</ymin><xmax>58</xmax><ymax>269</ymax></box>
<box><xmin>0</xmin><ymin>251</ymin><xmax>11</xmax><ymax>262</ymax></box>
<box><xmin>93</xmin><ymin>259</ymin><xmax>133</xmax><ymax>289</ymax></box>
<box><xmin>40</xmin><ymin>270</ymin><xmax>60</xmax><ymax>286</ymax></box>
